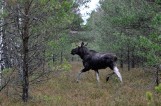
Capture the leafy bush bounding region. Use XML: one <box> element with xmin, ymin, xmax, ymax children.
<box><xmin>146</xmin><ymin>91</ymin><xmax>153</xmax><ymax>101</ymax></box>
<box><xmin>155</xmin><ymin>83</ymin><xmax>161</xmax><ymax>93</ymax></box>
<box><xmin>60</xmin><ymin>58</ymin><xmax>72</xmax><ymax>71</ymax></box>
<box><xmin>146</xmin><ymin>83</ymin><xmax>161</xmax><ymax>105</ymax></box>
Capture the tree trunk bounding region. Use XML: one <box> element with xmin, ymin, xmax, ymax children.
<box><xmin>120</xmin><ymin>53</ymin><xmax>124</xmax><ymax>69</ymax></box>
<box><xmin>60</xmin><ymin>51</ymin><xmax>63</xmax><ymax>64</ymax></box>
<box><xmin>71</xmin><ymin>57</ymin><xmax>74</xmax><ymax>62</ymax></box>
<box><xmin>0</xmin><ymin>0</ymin><xmax>5</xmax><ymax>87</ymax></box>
<box><xmin>127</xmin><ymin>44</ymin><xmax>130</xmax><ymax>71</ymax></box>
<box><xmin>131</xmin><ymin>49</ymin><xmax>135</xmax><ymax>68</ymax></box>
<box><xmin>22</xmin><ymin>37</ymin><xmax>29</xmax><ymax>102</ymax></box>
<box><xmin>22</xmin><ymin>1</ymin><xmax>30</xmax><ymax>102</ymax></box>
<box><xmin>156</xmin><ymin>66</ymin><xmax>160</xmax><ymax>86</ymax></box>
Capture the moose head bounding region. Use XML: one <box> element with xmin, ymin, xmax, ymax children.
<box><xmin>71</xmin><ymin>42</ymin><xmax>88</xmax><ymax>55</ymax></box>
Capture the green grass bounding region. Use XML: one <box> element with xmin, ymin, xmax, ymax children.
<box><xmin>0</xmin><ymin>62</ymin><xmax>161</xmax><ymax>106</ymax></box>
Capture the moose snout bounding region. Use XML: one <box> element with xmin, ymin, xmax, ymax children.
<box><xmin>71</xmin><ymin>50</ymin><xmax>75</xmax><ymax>55</ymax></box>
<box><xmin>71</xmin><ymin>51</ymin><xmax>74</xmax><ymax>55</ymax></box>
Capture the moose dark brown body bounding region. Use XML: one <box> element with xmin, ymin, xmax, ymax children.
<box><xmin>71</xmin><ymin>42</ymin><xmax>122</xmax><ymax>83</ymax></box>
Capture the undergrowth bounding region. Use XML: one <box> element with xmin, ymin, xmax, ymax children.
<box><xmin>0</xmin><ymin>62</ymin><xmax>160</xmax><ymax>106</ymax></box>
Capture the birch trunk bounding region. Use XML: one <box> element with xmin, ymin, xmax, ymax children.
<box><xmin>0</xmin><ymin>0</ymin><xmax>4</xmax><ymax>87</ymax></box>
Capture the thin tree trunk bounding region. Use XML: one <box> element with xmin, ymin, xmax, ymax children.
<box><xmin>71</xmin><ymin>57</ymin><xmax>74</xmax><ymax>62</ymax></box>
<box><xmin>156</xmin><ymin>66</ymin><xmax>160</xmax><ymax>86</ymax></box>
<box><xmin>22</xmin><ymin>1</ymin><xmax>30</xmax><ymax>102</ymax></box>
<box><xmin>120</xmin><ymin>53</ymin><xmax>124</xmax><ymax>69</ymax></box>
<box><xmin>131</xmin><ymin>49</ymin><xmax>135</xmax><ymax>68</ymax></box>
<box><xmin>0</xmin><ymin>0</ymin><xmax>5</xmax><ymax>87</ymax></box>
<box><xmin>127</xmin><ymin>44</ymin><xmax>130</xmax><ymax>71</ymax></box>
<box><xmin>60</xmin><ymin>51</ymin><xmax>63</xmax><ymax>64</ymax></box>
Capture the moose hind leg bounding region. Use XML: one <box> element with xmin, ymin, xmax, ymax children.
<box><xmin>113</xmin><ymin>66</ymin><xmax>123</xmax><ymax>82</ymax></box>
<box><xmin>106</xmin><ymin>72</ymin><xmax>114</xmax><ymax>82</ymax></box>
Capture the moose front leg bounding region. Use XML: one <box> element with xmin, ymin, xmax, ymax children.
<box><xmin>76</xmin><ymin>71</ymin><xmax>82</xmax><ymax>83</ymax></box>
<box><xmin>76</xmin><ymin>68</ymin><xmax>89</xmax><ymax>83</ymax></box>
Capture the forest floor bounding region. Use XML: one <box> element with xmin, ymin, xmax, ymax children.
<box><xmin>0</xmin><ymin>62</ymin><xmax>161</xmax><ymax>106</ymax></box>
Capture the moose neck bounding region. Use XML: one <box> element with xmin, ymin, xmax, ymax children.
<box><xmin>78</xmin><ymin>48</ymin><xmax>90</xmax><ymax>60</ymax></box>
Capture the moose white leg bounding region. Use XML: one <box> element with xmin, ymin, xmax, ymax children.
<box><xmin>76</xmin><ymin>71</ymin><xmax>82</xmax><ymax>82</ymax></box>
<box><xmin>95</xmin><ymin>71</ymin><xmax>100</xmax><ymax>82</ymax></box>
<box><xmin>114</xmin><ymin>66</ymin><xmax>122</xmax><ymax>82</ymax></box>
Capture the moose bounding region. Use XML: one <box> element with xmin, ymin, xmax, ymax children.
<box><xmin>71</xmin><ymin>42</ymin><xmax>122</xmax><ymax>83</ymax></box>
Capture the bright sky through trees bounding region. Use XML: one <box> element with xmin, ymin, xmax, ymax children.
<box><xmin>79</xmin><ymin>0</ymin><xmax>100</xmax><ymax>24</ymax></box>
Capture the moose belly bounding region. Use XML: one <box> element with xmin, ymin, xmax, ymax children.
<box><xmin>90</xmin><ymin>60</ymin><xmax>108</xmax><ymax>70</ymax></box>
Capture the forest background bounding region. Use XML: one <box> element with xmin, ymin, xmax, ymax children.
<box><xmin>0</xmin><ymin>0</ymin><xmax>161</xmax><ymax>105</ymax></box>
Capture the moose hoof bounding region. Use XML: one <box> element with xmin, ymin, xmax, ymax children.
<box><xmin>106</xmin><ymin>77</ymin><xmax>109</xmax><ymax>82</ymax></box>
<box><xmin>76</xmin><ymin>80</ymin><xmax>79</xmax><ymax>83</ymax></box>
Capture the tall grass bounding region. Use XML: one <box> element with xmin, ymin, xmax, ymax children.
<box><xmin>0</xmin><ymin>62</ymin><xmax>160</xmax><ymax>106</ymax></box>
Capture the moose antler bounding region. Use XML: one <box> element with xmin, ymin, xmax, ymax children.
<box><xmin>81</xmin><ymin>42</ymin><xmax>88</xmax><ymax>47</ymax></box>
<box><xmin>84</xmin><ymin>42</ymin><xmax>88</xmax><ymax>46</ymax></box>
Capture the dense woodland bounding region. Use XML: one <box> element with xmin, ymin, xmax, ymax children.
<box><xmin>0</xmin><ymin>0</ymin><xmax>161</xmax><ymax>105</ymax></box>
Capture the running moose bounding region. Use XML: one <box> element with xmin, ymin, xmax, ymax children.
<box><xmin>71</xmin><ymin>42</ymin><xmax>122</xmax><ymax>83</ymax></box>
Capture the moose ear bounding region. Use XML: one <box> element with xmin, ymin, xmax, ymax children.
<box><xmin>84</xmin><ymin>43</ymin><xmax>88</xmax><ymax>46</ymax></box>
<box><xmin>81</xmin><ymin>42</ymin><xmax>84</xmax><ymax>47</ymax></box>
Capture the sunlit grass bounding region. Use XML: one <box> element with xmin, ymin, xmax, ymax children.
<box><xmin>0</xmin><ymin>62</ymin><xmax>160</xmax><ymax>106</ymax></box>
